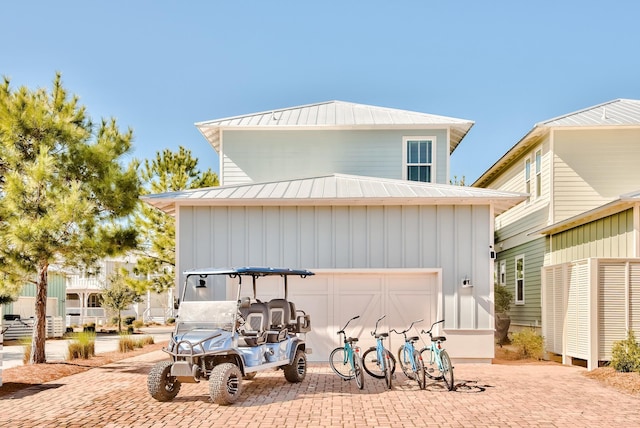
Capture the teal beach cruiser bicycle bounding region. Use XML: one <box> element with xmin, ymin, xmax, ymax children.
<box><xmin>392</xmin><ymin>319</ymin><xmax>426</xmax><ymax>389</ymax></box>
<box><xmin>329</xmin><ymin>315</ymin><xmax>365</xmax><ymax>389</ymax></box>
<box><xmin>420</xmin><ymin>319</ymin><xmax>455</xmax><ymax>390</ymax></box>
<box><xmin>362</xmin><ymin>315</ymin><xmax>396</xmax><ymax>389</ymax></box>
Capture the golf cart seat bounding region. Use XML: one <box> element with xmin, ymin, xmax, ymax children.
<box><xmin>267</xmin><ymin>299</ymin><xmax>291</xmax><ymax>342</ymax></box>
<box><xmin>287</xmin><ymin>301</ymin><xmax>311</xmax><ymax>333</ymax></box>
<box><xmin>239</xmin><ymin>302</ymin><xmax>268</xmax><ymax>346</ymax></box>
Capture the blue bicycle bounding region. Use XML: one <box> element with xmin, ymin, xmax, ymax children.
<box><xmin>329</xmin><ymin>315</ymin><xmax>364</xmax><ymax>389</ymax></box>
<box><xmin>420</xmin><ymin>319</ymin><xmax>455</xmax><ymax>390</ymax></box>
<box><xmin>362</xmin><ymin>315</ymin><xmax>396</xmax><ymax>389</ymax></box>
<box><xmin>392</xmin><ymin>319</ymin><xmax>426</xmax><ymax>389</ymax></box>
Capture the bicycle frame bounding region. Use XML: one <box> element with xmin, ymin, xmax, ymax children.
<box><xmin>329</xmin><ymin>315</ymin><xmax>364</xmax><ymax>389</ymax></box>
<box><xmin>422</xmin><ymin>320</ymin><xmax>445</xmax><ymax>370</ymax></box>
<box><xmin>392</xmin><ymin>319</ymin><xmax>423</xmax><ymax>371</ymax></box>
<box><xmin>373</xmin><ymin>316</ymin><xmax>389</xmax><ymax>372</ymax></box>
<box><xmin>420</xmin><ymin>319</ymin><xmax>454</xmax><ymax>390</ymax></box>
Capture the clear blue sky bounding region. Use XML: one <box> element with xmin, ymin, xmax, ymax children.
<box><xmin>3</xmin><ymin>1</ymin><xmax>640</xmax><ymax>184</ymax></box>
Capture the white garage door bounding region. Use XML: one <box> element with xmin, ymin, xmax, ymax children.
<box><xmin>287</xmin><ymin>270</ymin><xmax>440</xmax><ymax>362</ymax></box>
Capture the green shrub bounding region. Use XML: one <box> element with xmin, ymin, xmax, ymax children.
<box><xmin>68</xmin><ymin>331</ymin><xmax>96</xmax><ymax>359</ymax></box>
<box><xmin>511</xmin><ymin>328</ymin><xmax>544</xmax><ymax>359</ymax></box>
<box><xmin>133</xmin><ymin>319</ymin><xmax>144</xmax><ymax>329</ymax></box>
<box><xmin>111</xmin><ymin>316</ymin><xmax>120</xmax><ymax>325</ymax></box>
<box><xmin>167</xmin><ymin>317</ymin><xmax>175</xmax><ymax>324</ymax></box>
<box><xmin>610</xmin><ymin>330</ymin><xmax>640</xmax><ymax>373</ymax></box>
<box><xmin>495</xmin><ymin>284</ymin><xmax>513</xmax><ymax>313</ymax></box>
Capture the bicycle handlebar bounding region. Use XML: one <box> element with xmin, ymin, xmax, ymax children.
<box><xmin>420</xmin><ymin>319</ymin><xmax>445</xmax><ymax>335</ymax></box>
<box><xmin>371</xmin><ymin>315</ymin><xmax>386</xmax><ymax>336</ymax></box>
<box><xmin>390</xmin><ymin>319</ymin><xmax>423</xmax><ymax>336</ymax></box>
<box><xmin>337</xmin><ymin>315</ymin><xmax>360</xmax><ymax>335</ymax></box>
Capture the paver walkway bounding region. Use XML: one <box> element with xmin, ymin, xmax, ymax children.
<box><xmin>1</xmin><ymin>350</ymin><xmax>639</xmax><ymax>427</ymax></box>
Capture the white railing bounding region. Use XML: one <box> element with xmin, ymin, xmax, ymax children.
<box><xmin>66</xmin><ymin>277</ymin><xmax>105</xmax><ymax>290</ymax></box>
<box><xmin>2</xmin><ymin>317</ymin><xmax>65</xmax><ymax>340</ymax></box>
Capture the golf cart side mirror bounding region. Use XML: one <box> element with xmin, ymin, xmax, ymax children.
<box><xmin>239</xmin><ymin>296</ymin><xmax>251</xmax><ymax>308</ymax></box>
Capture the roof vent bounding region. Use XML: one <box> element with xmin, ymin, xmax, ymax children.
<box><xmin>602</xmin><ymin>107</ymin><xmax>608</xmax><ymax>120</ymax></box>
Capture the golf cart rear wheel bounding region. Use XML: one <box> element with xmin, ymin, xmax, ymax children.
<box><xmin>209</xmin><ymin>363</ymin><xmax>243</xmax><ymax>405</ymax></box>
<box><xmin>284</xmin><ymin>349</ymin><xmax>307</xmax><ymax>383</ymax></box>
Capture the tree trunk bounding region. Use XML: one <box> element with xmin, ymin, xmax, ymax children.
<box><xmin>30</xmin><ymin>261</ymin><xmax>49</xmax><ymax>364</ymax></box>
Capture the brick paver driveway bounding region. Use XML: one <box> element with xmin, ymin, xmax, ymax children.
<box><xmin>1</xmin><ymin>350</ymin><xmax>639</xmax><ymax>427</ymax></box>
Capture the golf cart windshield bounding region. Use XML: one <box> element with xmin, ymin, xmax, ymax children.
<box><xmin>177</xmin><ymin>300</ymin><xmax>237</xmax><ymax>330</ymax></box>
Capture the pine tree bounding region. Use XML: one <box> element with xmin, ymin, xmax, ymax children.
<box><xmin>129</xmin><ymin>146</ymin><xmax>218</xmax><ymax>294</ymax></box>
<box><xmin>0</xmin><ymin>73</ymin><xmax>139</xmax><ymax>363</ymax></box>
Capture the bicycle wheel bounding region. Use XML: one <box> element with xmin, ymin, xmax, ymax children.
<box><xmin>353</xmin><ymin>354</ymin><xmax>365</xmax><ymax>390</ymax></box>
<box><xmin>440</xmin><ymin>350</ymin><xmax>455</xmax><ymax>391</ymax></box>
<box><xmin>383</xmin><ymin>349</ymin><xmax>393</xmax><ymax>389</ymax></box>
<box><xmin>329</xmin><ymin>347</ymin><xmax>354</xmax><ymax>380</ymax></box>
<box><xmin>397</xmin><ymin>345</ymin><xmax>414</xmax><ymax>379</ymax></box>
<box><xmin>420</xmin><ymin>346</ymin><xmax>444</xmax><ymax>380</ymax></box>
<box><xmin>413</xmin><ymin>350</ymin><xmax>426</xmax><ymax>390</ymax></box>
<box><xmin>362</xmin><ymin>348</ymin><xmax>385</xmax><ymax>379</ymax></box>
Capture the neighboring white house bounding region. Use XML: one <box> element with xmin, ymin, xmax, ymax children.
<box><xmin>143</xmin><ymin>101</ymin><xmax>526</xmax><ymax>363</ymax></box>
<box><xmin>65</xmin><ymin>255</ymin><xmax>175</xmax><ymax>327</ymax></box>
<box><xmin>473</xmin><ymin>99</ymin><xmax>640</xmax><ymax>369</ymax></box>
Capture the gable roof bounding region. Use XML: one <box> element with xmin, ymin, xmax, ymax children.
<box><xmin>473</xmin><ymin>99</ymin><xmax>640</xmax><ymax>187</ymax></box>
<box><xmin>195</xmin><ymin>100</ymin><xmax>474</xmax><ymax>154</ymax></box>
<box><xmin>540</xmin><ymin>99</ymin><xmax>640</xmax><ymax>127</ymax></box>
<box><xmin>142</xmin><ymin>173</ymin><xmax>527</xmax><ymax>216</ymax></box>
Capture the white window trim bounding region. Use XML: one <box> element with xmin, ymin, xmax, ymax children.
<box><xmin>402</xmin><ymin>136</ymin><xmax>436</xmax><ymax>183</ymax></box>
<box><xmin>524</xmin><ymin>158</ymin><xmax>531</xmax><ymax>202</ymax></box>
<box><xmin>535</xmin><ymin>149</ymin><xmax>542</xmax><ymax>198</ymax></box>
<box><xmin>515</xmin><ymin>255</ymin><xmax>525</xmax><ymax>305</ymax></box>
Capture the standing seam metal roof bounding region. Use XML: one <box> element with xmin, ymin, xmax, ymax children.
<box><xmin>142</xmin><ymin>173</ymin><xmax>527</xmax><ymax>216</ymax></box>
<box><xmin>195</xmin><ymin>100</ymin><xmax>474</xmax><ymax>154</ymax></box>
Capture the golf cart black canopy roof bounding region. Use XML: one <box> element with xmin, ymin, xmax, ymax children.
<box><xmin>183</xmin><ymin>266</ymin><xmax>315</xmax><ymax>277</ymax></box>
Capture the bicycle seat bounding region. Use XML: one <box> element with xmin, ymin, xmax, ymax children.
<box><xmin>375</xmin><ymin>333</ymin><xmax>388</xmax><ymax>339</ymax></box>
<box><xmin>347</xmin><ymin>337</ymin><xmax>359</xmax><ymax>343</ymax></box>
<box><xmin>431</xmin><ymin>336</ymin><xmax>447</xmax><ymax>342</ymax></box>
<box><xmin>409</xmin><ymin>336</ymin><xmax>420</xmax><ymax>342</ymax></box>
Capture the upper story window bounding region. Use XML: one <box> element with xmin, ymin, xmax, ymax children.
<box><xmin>403</xmin><ymin>137</ymin><xmax>434</xmax><ymax>182</ymax></box>
<box><xmin>535</xmin><ymin>150</ymin><xmax>542</xmax><ymax>198</ymax></box>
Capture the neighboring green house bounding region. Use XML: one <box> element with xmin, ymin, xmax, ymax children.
<box><xmin>2</xmin><ymin>271</ymin><xmax>67</xmax><ymax>320</ymax></box>
<box><xmin>474</xmin><ymin>99</ymin><xmax>640</xmax><ymax>369</ymax></box>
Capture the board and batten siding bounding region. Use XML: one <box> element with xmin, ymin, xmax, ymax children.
<box><xmin>495</xmin><ymin>237</ymin><xmax>546</xmax><ymax>327</ymax></box>
<box><xmin>552</xmin><ymin>129</ymin><xmax>640</xmax><ymax>223</ymax></box>
<box><xmin>220</xmin><ymin>129</ymin><xmax>449</xmax><ymax>186</ymax></box>
<box><xmin>549</xmin><ymin>209</ymin><xmax>635</xmax><ymax>264</ymax></box>
<box><xmin>177</xmin><ymin>204</ymin><xmax>492</xmax><ymax>331</ymax></box>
